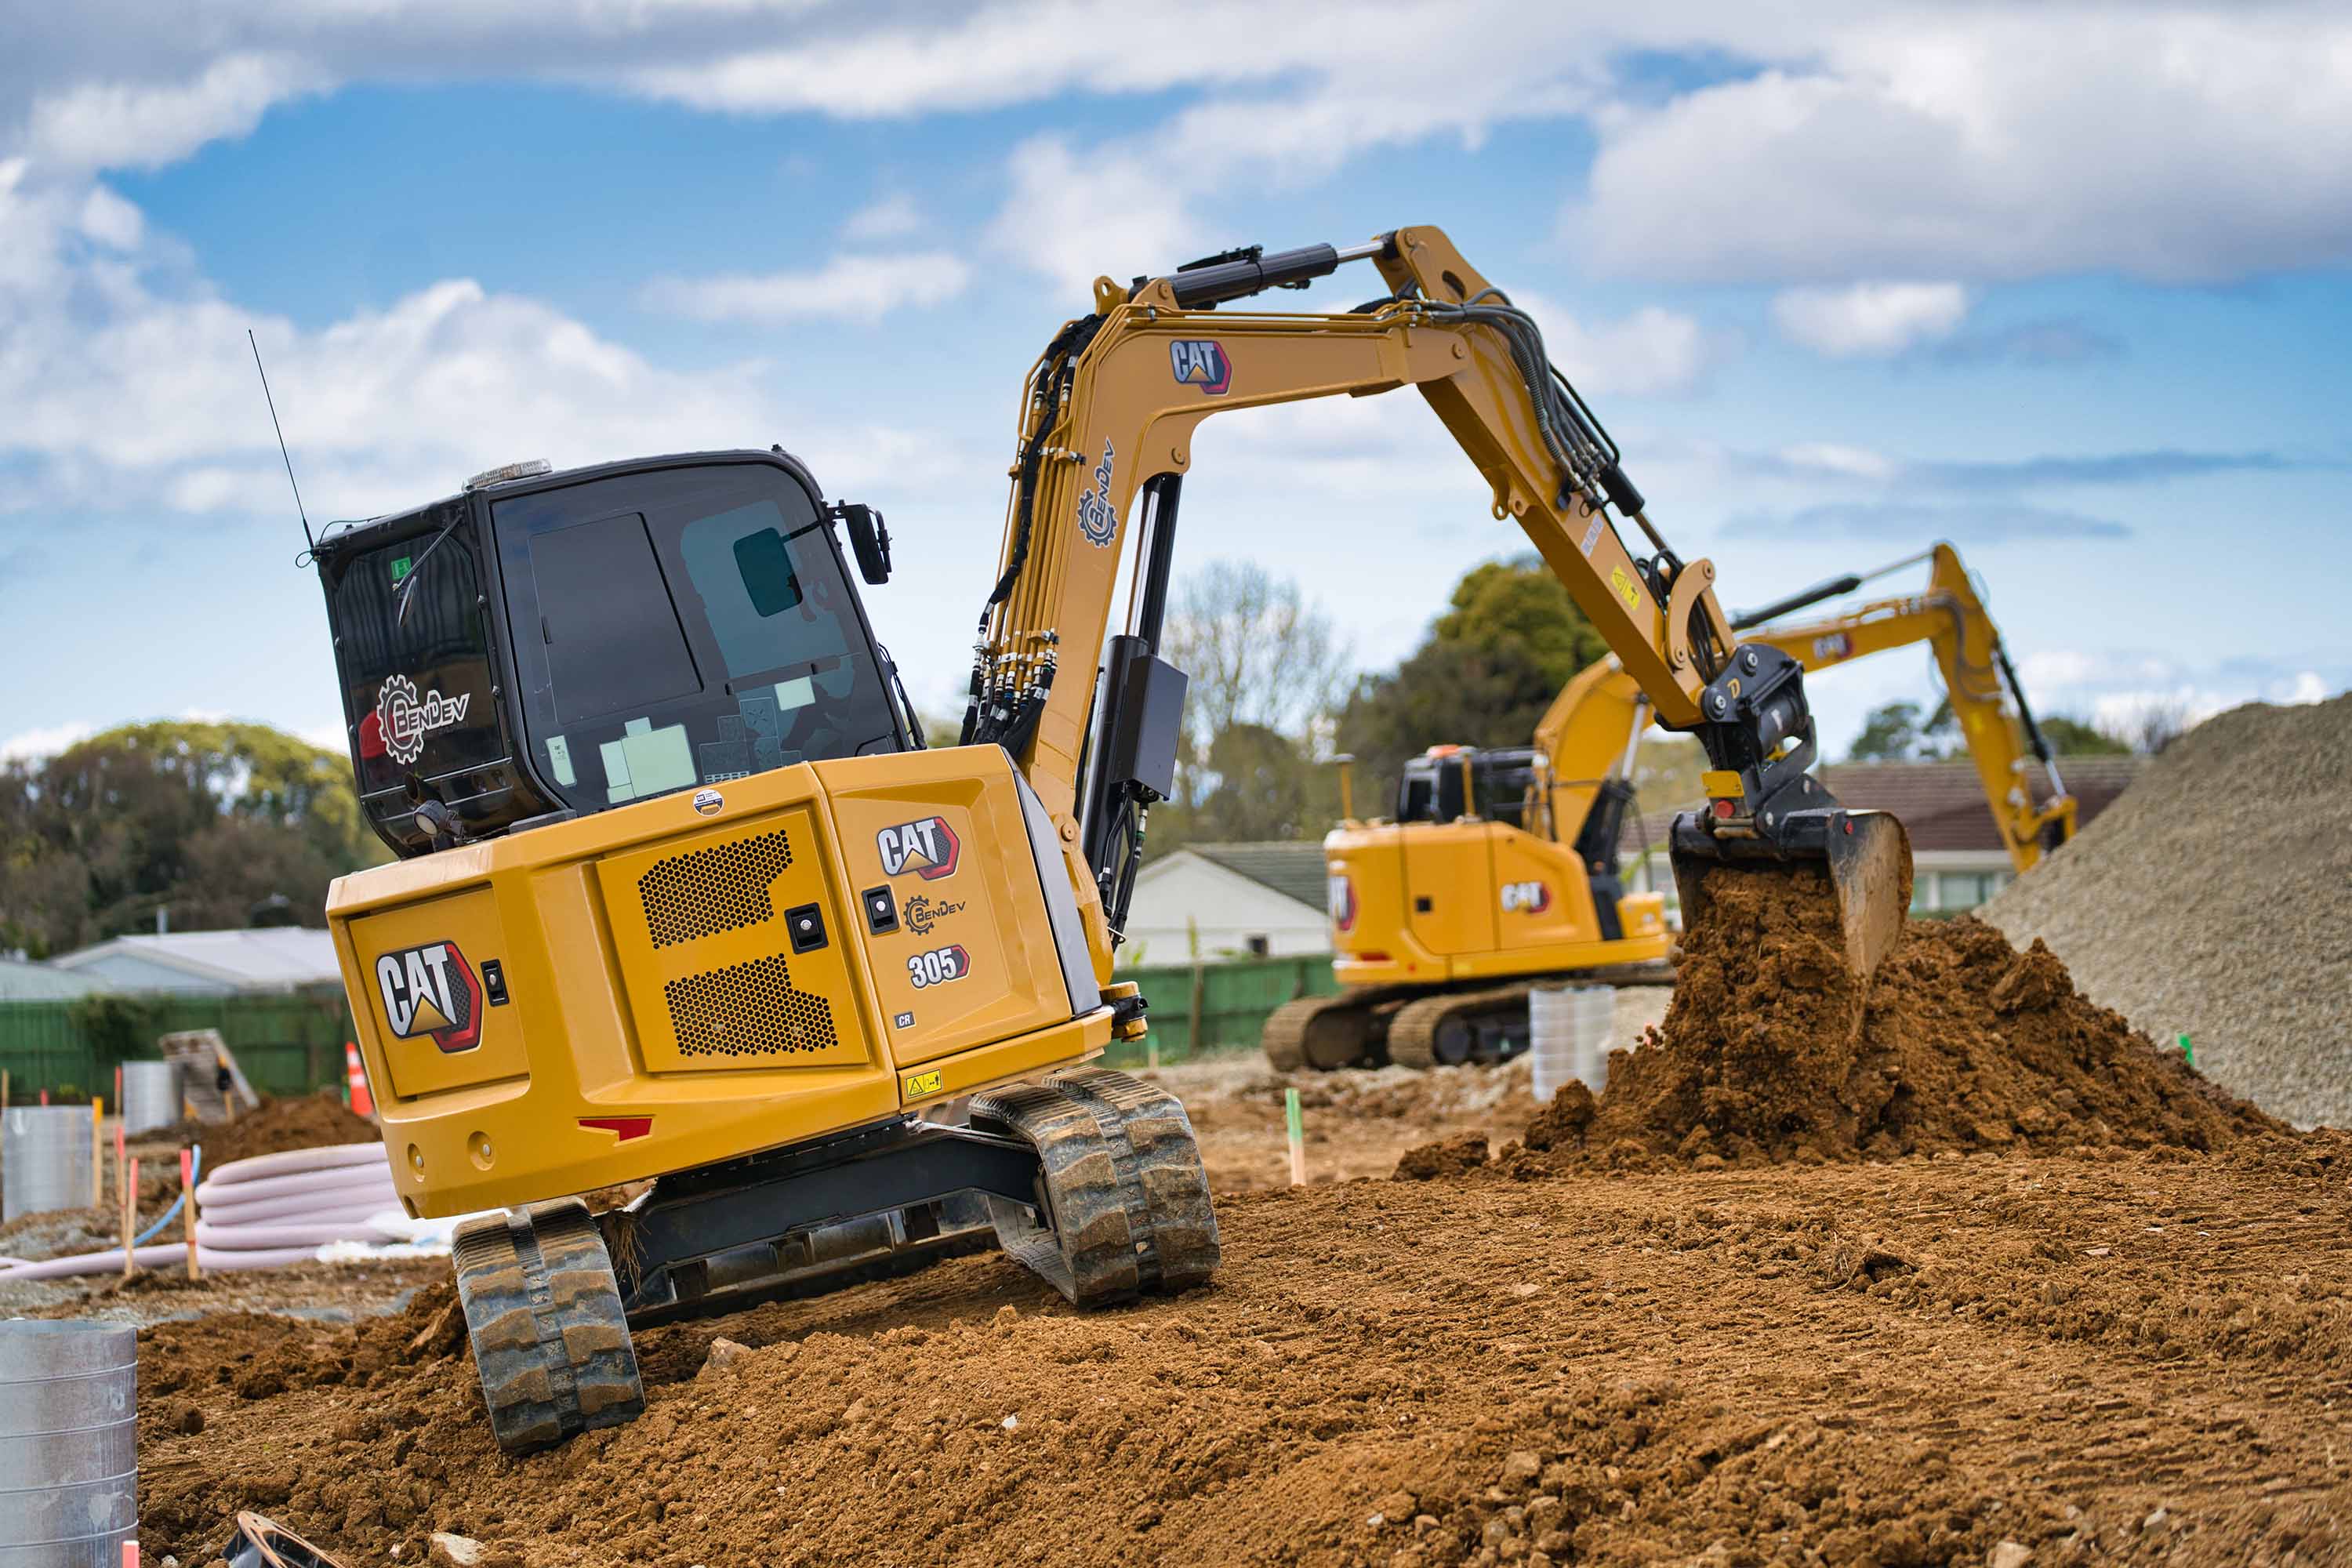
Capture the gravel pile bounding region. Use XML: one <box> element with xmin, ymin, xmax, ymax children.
<box><xmin>1981</xmin><ymin>693</ymin><xmax>2352</xmax><ymax>1128</ymax></box>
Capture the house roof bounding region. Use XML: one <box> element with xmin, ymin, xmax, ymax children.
<box><xmin>1179</xmin><ymin>842</ymin><xmax>1330</xmax><ymax>911</ymax></box>
<box><xmin>49</xmin><ymin>927</ymin><xmax>344</xmax><ymax>991</ymax></box>
<box><xmin>0</xmin><ymin>956</ymin><xmax>106</xmax><ymax>1000</ymax></box>
<box><xmin>1621</xmin><ymin>754</ymin><xmax>2146</xmax><ymax>856</ymax></box>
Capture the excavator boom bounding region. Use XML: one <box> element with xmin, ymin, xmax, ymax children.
<box><xmin>959</xmin><ymin>226</ymin><xmax>1907</xmax><ymax>990</ymax></box>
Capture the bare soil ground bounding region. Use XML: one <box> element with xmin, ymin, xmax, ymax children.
<box><xmin>1149</xmin><ymin>988</ymin><xmax>1669</xmax><ymax>1192</ymax></box>
<box><xmin>136</xmin><ymin>1139</ymin><xmax>2349</xmax><ymax>1568</ymax></box>
<box><xmin>111</xmin><ymin>906</ymin><xmax>2352</xmax><ymax>1566</ymax></box>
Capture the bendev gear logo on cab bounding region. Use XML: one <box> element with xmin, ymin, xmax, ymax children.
<box><xmin>877</xmin><ymin>815</ymin><xmax>960</xmax><ymax>880</ymax></box>
<box><xmin>367</xmin><ymin>674</ymin><xmax>470</xmax><ymax>768</ymax></box>
<box><xmin>376</xmin><ymin>940</ymin><xmax>484</xmax><ymax>1053</ymax></box>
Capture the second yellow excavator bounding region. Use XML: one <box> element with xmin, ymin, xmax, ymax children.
<box><xmin>1265</xmin><ymin>541</ymin><xmax>2076</xmax><ymax>1069</ymax></box>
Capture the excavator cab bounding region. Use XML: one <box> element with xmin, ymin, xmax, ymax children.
<box><xmin>315</xmin><ymin>451</ymin><xmax>919</xmax><ymax>857</ymax></box>
<box><xmin>1396</xmin><ymin>746</ymin><xmax>1540</xmax><ymax>829</ymax></box>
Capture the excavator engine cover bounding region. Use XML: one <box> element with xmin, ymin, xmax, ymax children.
<box><xmin>1668</xmin><ymin>808</ymin><xmax>1913</xmax><ymax>988</ymax></box>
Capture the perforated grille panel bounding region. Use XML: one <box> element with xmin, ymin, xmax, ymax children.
<box><xmin>640</xmin><ymin>829</ymin><xmax>794</xmax><ymax>949</ymax></box>
<box><xmin>663</xmin><ymin>954</ymin><xmax>840</xmax><ymax>1058</ymax></box>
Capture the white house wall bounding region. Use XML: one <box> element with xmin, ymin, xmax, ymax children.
<box><xmin>1122</xmin><ymin>856</ymin><xmax>1330</xmax><ymax>967</ymax></box>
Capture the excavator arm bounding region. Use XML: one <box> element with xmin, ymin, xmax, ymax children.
<box><xmin>1526</xmin><ymin>541</ymin><xmax>2076</xmax><ymax>887</ymax></box>
<box><xmin>960</xmin><ymin>227</ymin><xmax>1890</xmax><ymax>971</ymax></box>
<box><xmin>1743</xmin><ymin>543</ymin><xmax>2078</xmax><ymax>870</ymax></box>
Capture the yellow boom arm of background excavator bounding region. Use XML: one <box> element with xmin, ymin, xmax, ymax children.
<box><xmin>1744</xmin><ymin>543</ymin><xmax>2076</xmax><ymax>871</ymax></box>
<box><xmin>1519</xmin><ymin>541</ymin><xmax>2074</xmax><ymax>881</ymax></box>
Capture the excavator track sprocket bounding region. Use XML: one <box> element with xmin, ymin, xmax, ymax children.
<box><xmin>452</xmin><ymin>1196</ymin><xmax>644</xmax><ymax>1454</ymax></box>
<box><xmin>971</xmin><ymin>1069</ymin><xmax>1219</xmax><ymax>1308</ymax></box>
<box><xmin>1385</xmin><ymin>983</ymin><xmax>1540</xmax><ymax>1071</ymax></box>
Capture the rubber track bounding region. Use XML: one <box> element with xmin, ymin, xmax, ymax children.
<box><xmin>1261</xmin><ymin>989</ymin><xmax>1413</xmax><ymax>1072</ymax></box>
<box><xmin>452</xmin><ymin>1197</ymin><xmax>644</xmax><ymax>1454</ymax></box>
<box><xmin>1261</xmin><ymin>994</ymin><xmax>1342</xmax><ymax>1071</ymax></box>
<box><xmin>1047</xmin><ymin>1065</ymin><xmax>1220</xmax><ymax>1291</ymax></box>
<box><xmin>971</xmin><ymin>1071</ymin><xmax>1219</xmax><ymax>1308</ymax></box>
<box><xmin>1385</xmin><ymin>982</ymin><xmax>1537</xmax><ymax>1070</ymax></box>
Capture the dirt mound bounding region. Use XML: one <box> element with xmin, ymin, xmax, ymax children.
<box><xmin>1982</xmin><ymin>693</ymin><xmax>2352</xmax><ymax>1129</ymax></box>
<box><xmin>1493</xmin><ymin>867</ymin><xmax>2278</xmax><ymax>1172</ymax></box>
<box><xmin>162</xmin><ymin>1091</ymin><xmax>379</xmax><ymax>1168</ymax></box>
<box><xmin>132</xmin><ymin>1138</ymin><xmax>2350</xmax><ymax>1567</ymax></box>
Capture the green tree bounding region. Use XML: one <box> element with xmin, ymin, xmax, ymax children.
<box><xmin>2036</xmin><ymin>714</ymin><xmax>2131</xmax><ymax>756</ymax></box>
<box><xmin>1336</xmin><ymin>557</ymin><xmax>1604</xmax><ymax>811</ymax></box>
<box><xmin>1432</xmin><ymin>558</ymin><xmax>1609</xmax><ymax>693</ymax></box>
<box><xmin>0</xmin><ymin>720</ymin><xmax>387</xmax><ymax>956</ymax></box>
<box><xmin>1847</xmin><ymin>700</ymin><xmax>1926</xmax><ymax>762</ymax></box>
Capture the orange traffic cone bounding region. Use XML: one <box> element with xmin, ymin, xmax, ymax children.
<box><xmin>344</xmin><ymin>1042</ymin><xmax>375</xmax><ymax>1120</ymax></box>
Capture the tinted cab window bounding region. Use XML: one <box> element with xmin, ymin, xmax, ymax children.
<box><xmin>328</xmin><ymin>513</ymin><xmax>520</xmax><ymax>850</ymax></box>
<box><xmin>492</xmin><ymin>461</ymin><xmax>904</xmax><ymax>814</ymax></box>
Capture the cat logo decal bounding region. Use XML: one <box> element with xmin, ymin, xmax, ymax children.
<box><xmin>375</xmin><ymin>940</ymin><xmax>484</xmax><ymax>1053</ymax></box>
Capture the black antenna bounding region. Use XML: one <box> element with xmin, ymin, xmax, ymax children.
<box><xmin>248</xmin><ymin>329</ymin><xmax>315</xmax><ymax>555</ymax></box>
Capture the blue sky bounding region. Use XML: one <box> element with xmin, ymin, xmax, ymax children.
<box><xmin>2</xmin><ymin>2</ymin><xmax>2347</xmax><ymax>764</ymax></box>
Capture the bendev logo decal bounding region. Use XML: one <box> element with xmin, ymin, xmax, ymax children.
<box><xmin>1076</xmin><ymin>438</ymin><xmax>1119</xmax><ymax>548</ymax></box>
<box><xmin>375</xmin><ymin>940</ymin><xmax>484</xmax><ymax>1053</ymax></box>
<box><xmin>368</xmin><ymin>674</ymin><xmax>471</xmax><ymax>768</ymax></box>
<box><xmin>1170</xmin><ymin>339</ymin><xmax>1231</xmax><ymax>395</ymax></box>
<box><xmin>1500</xmin><ymin>880</ymin><xmax>1552</xmax><ymax>914</ymax></box>
<box><xmin>877</xmin><ymin>815</ymin><xmax>960</xmax><ymax>880</ymax></box>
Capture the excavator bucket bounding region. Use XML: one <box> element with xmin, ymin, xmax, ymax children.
<box><xmin>1668</xmin><ymin>809</ymin><xmax>1915</xmax><ymax>987</ymax></box>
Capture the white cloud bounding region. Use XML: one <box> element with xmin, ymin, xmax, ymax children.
<box><xmin>1770</xmin><ymin>281</ymin><xmax>1971</xmax><ymax>358</ymax></box>
<box><xmin>842</xmin><ymin>193</ymin><xmax>922</xmax><ymax>241</ymax></box>
<box><xmin>1777</xmin><ymin>442</ymin><xmax>1900</xmax><ymax>481</ymax></box>
<box><xmin>24</xmin><ymin>53</ymin><xmax>328</xmax><ymax>173</ymax></box>
<box><xmin>0</xmin><ymin>720</ymin><xmax>94</xmax><ymax>762</ymax></box>
<box><xmin>1570</xmin><ymin>12</ymin><xmax>2352</xmax><ymax>283</ymax></box>
<box><xmin>987</xmin><ymin>136</ymin><xmax>1201</xmax><ymax>298</ymax></box>
<box><xmin>1508</xmin><ymin>291</ymin><xmax>1714</xmax><ymax>397</ymax></box>
<box><xmin>0</xmin><ymin>178</ymin><xmax>958</xmax><ymax>524</ymax></box>
<box><xmin>642</xmin><ymin>251</ymin><xmax>971</xmax><ymax>324</ymax></box>
<box><xmin>2014</xmin><ymin>650</ymin><xmax>2344</xmax><ymax>738</ymax></box>
<box><xmin>5</xmin><ymin>6</ymin><xmax>2347</xmax><ymax>296</ymax></box>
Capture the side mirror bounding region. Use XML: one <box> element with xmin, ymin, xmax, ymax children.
<box><xmin>837</xmin><ymin>502</ymin><xmax>891</xmax><ymax>585</ymax></box>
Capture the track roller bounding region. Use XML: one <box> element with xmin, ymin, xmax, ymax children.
<box><xmin>971</xmin><ymin>1067</ymin><xmax>1220</xmax><ymax>1308</ymax></box>
<box><xmin>451</xmin><ymin>1196</ymin><xmax>645</xmax><ymax>1454</ymax></box>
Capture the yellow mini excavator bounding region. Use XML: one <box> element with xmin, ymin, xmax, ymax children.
<box><xmin>315</xmin><ymin>226</ymin><xmax>1913</xmax><ymax>1451</ymax></box>
<box><xmin>1264</xmin><ymin>541</ymin><xmax>2078</xmax><ymax>1069</ymax></box>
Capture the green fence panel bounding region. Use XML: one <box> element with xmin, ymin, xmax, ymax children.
<box><xmin>0</xmin><ymin>986</ymin><xmax>358</xmax><ymax>1100</ymax></box>
<box><xmin>1101</xmin><ymin>954</ymin><xmax>1341</xmax><ymax>1068</ymax></box>
<box><xmin>1</xmin><ymin>957</ymin><xmax>1326</xmax><ymax>1094</ymax></box>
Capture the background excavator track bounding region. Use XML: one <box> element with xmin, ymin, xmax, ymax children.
<box><xmin>1385</xmin><ymin>983</ymin><xmax>1543</xmax><ymax>1069</ymax></box>
<box><xmin>1260</xmin><ymin>988</ymin><xmax>1417</xmax><ymax>1070</ymax></box>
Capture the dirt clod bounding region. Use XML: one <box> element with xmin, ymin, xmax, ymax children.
<box><xmin>1396</xmin><ymin>1131</ymin><xmax>1490</xmax><ymax>1181</ymax></box>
